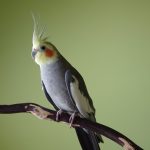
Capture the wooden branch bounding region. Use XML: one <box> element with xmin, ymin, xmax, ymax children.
<box><xmin>0</xmin><ymin>103</ymin><xmax>143</xmax><ymax>150</ymax></box>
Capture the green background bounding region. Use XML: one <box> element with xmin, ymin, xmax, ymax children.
<box><xmin>0</xmin><ymin>0</ymin><xmax>149</xmax><ymax>149</ymax></box>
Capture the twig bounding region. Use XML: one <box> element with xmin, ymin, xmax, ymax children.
<box><xmin>0</xmin><ymin>103</ymin><xmax>143</xmax><ymax>150</ymax></box>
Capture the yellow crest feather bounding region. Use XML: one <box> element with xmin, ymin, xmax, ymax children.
<box><xmin>32</xmin><ymin>14</ymin><xmax>47</xmax><ymax>48</ymax></box>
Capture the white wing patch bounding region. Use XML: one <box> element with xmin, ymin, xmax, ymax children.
<box><xmin>70</xmin><ymin>76</ymin><xmax>94</xmax><ymax>118</ymax></box>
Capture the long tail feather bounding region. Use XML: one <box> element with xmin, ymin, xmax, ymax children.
<box><xmin>75</xmin><ymin>128</ymin><xmax>101</xmax><ymax>150</ymax></box>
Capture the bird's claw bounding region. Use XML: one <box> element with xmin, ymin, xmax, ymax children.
<box><xmin>56</xmin><ymin>109</ymin><xmax>63</xmax><ymax>121</ymax></box>
<box><xmin>69</xmin><ymin>112</ymin><xmax>77</xmax><ymax>128</ymax></box>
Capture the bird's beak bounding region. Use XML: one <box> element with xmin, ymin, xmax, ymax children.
<box><xmin>31</xmin><ymin>49</ymin><xmax>37</xmax><ymax>59</ymax></box>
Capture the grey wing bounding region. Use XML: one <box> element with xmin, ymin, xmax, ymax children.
<box><xmin>65</xmin><ymin>70</ymin><xmax>104</xmax><ymax>144</ymax></box>
<box><xmin>65</xmin><ymin>69</ymin><xmax>95</xmax><ymax>118</ymax></box>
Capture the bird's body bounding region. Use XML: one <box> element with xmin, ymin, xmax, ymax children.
<box><xmin>40</xmin><ymin>56</ymin><xmax>95</xmax><ymax>116</ymax></box>
<box><xmin>31</xmin><ymin>18</ymin><xmax>103</xmax><ymax>150</ymax></box>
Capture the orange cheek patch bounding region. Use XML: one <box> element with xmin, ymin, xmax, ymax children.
<box><xmin>45</xmin><ymin>49</ymin><xmax>54</xmax><ymax>57</ymax></box>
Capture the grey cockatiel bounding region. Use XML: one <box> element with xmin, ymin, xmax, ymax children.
<box><xmin>31</xmin><ymin>18</ymin><xmax>103</xmax><ymax>150</ymax></box>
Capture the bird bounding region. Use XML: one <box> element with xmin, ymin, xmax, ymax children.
<box><xmin>31</xmin><ymin>17</ymin><xmax>103</xmax><ymax>150</ymax></box>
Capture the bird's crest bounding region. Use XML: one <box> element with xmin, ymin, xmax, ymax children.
<box><xmin>32</xmin><ymin>14</ymin><xmax>47</xmax><ymax>48</ymax></box>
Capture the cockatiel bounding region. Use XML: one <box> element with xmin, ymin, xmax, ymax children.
<box><xmin>31</xmin><ymin>17</ymin><xmax>103</xmax><ymax>150</ymax></box>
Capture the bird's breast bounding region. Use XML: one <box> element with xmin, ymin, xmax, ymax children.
<box><xmin>40</xmin><ymin>62</ymin><xmax>76</xmax><ymax>112</ymax></box>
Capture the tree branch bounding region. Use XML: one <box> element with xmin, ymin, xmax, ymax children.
<box><xmin>0</xmin><ymin>103</ymin><xmax>143</xmax><ymax>150</ymax></box>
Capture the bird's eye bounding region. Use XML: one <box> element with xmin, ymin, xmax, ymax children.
<box><xmin>41</xmin><ymin>46</ymin><xmax>46</xmax><ymax>50</ymax></box>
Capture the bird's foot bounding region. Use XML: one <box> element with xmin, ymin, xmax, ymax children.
<box><xmin>69</xmin><ymin>112</ymin><xmax>78</xmax><ymax>128</ymax></box>
<box><xmin>56</xmin><ymin>109</ymin><xmax>63</xmax><ymax>121</ymax></box>
<box><xmin>28</xmin><ymin>104</ymin><xmax>50</xmax><ymax>120</ymax></box>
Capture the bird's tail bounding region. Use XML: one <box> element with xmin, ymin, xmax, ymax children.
<box><xmin>75</xmin><ymin>127</ymin><xmax>102</xmax><ymax>150</ymax></box>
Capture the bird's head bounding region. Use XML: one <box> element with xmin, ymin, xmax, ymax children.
<box><xmin>31</xmin><ymin>16</ymin><xmax>58</xmax><ymax>66</ymax></box>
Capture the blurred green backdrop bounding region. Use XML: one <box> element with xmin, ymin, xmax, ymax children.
<box><xmin>0</xmin><ymin>0</ymin><xmax>149</xmax><ymax>149</ymax></box>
